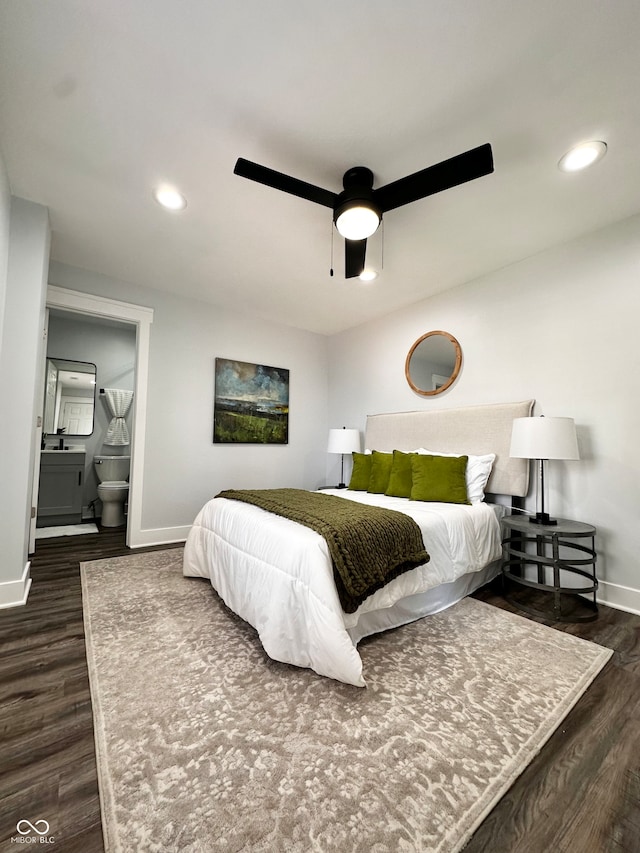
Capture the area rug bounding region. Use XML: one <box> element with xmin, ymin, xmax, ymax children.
<box><xmin>81</xmin><ymin>549</ymin><xmax>612</xmax><ymax>853</ymax></box>
<box><xmin>36</xmin><ymin>522</ymin><xmax>99</xmax><ymax>539</ymax></box>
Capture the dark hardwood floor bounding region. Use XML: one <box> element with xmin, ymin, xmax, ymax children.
<box><xmin>0</xmin><ymin>528</ymin><xmax>181</xmax><ymax>852</ymax></box>
<box><xmin>0</xmin><ymin>530</ymin><xmax>638</xmax><ymax>852</ymax></box>
<box><xmin>467</xmin><ymin>584</ymin><xmax>640</xmax><ymax>853</ymax></box>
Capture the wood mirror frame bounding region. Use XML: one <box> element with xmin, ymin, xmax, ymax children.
<box><xmin>405</xmin><ymin>330</ymin><xmax>462</xmax><ymax>396</ymax></box>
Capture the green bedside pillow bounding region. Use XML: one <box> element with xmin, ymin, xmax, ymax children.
<box><xmin>348</xmin><ymin>452</ymin><xmax>372</xmax><ymax>490</ymax></box>
<box><xmin>367</xmin><ymin>450</ymin><xmax>394</xmax><ymax>494</ymax></box>
<box><xmin>385</xmin><ymin>450</ymin><xmax>415</xmax><ymax>498</ymax></box>
<box><xmin>410</xmin><ymin>454</ymin><xmax>470</xmax><ymax>504</ymax></box>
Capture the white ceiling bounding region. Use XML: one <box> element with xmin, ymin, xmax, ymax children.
<box><xmin>1</xmin><ymin>1</ymin><xmax>639</xmax><ymax>335</ymax></box>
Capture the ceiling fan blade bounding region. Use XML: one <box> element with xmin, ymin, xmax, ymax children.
<box><xmin>345</xmin><ymin>239</ymin><xmax>367</xmax><ymax>279</ymax></box>
<box><xmin>373</xmin><ymin>143</ymin><xmax>494</xmax><ymax>213</ymax></box>
<box><xmin>234</xmin><ymin>158</ymin><xmax>337</xmax><ymax>208</ymax></box>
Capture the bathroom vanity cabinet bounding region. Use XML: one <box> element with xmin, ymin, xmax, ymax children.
<box><xmin>37</xmin><ymin>451</ymin><xmax>85</xmax><ymax>527</ymax></box>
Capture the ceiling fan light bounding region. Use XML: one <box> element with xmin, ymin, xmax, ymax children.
<box><xmin>335</xmin><ymin>205</ymin><xmax>380</xmax><ymax>240</ymax></box>
<box><xmin>558</xmin><ymin>141</ymin><xmax>607</xmax><ymax>173</ymax></box>
<box><xmin>359</xmin><ymin>269</ymin><xmax>378</xmax><ymax>282</ymax></box>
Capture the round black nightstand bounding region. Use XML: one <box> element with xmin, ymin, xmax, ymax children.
<box><xmin>501</xmin><ymin>514</ymin><xmax>598</xmax><ymax>622</ymax></box>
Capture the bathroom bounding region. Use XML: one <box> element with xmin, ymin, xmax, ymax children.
<box><xmin>37</xmin><ymin>309</ymin><xmax>137</xmax><ymax>532</ymax></box>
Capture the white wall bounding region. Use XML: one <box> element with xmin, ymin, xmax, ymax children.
<box><xmin>0</xmin><ymin>146</ymin><xmax>10</xmax><ymax>355</ymax></box>
<box><xmin>328</xmin><ymin>213</ymin><xmax>640</xmax><ymax>613</ymax></box>
<box><xmin>48</xmin><ymin>261</ymin><xmax>330</xmax><ymax>541</ymax></box>
<box><xmin>0</xmin><ymin>197</ymin><xmax>50</xmax><ymax>605</ymax></box>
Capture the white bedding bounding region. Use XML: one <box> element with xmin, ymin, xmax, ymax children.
<box><xmin>183</xmin><ymin>489</ymin><xmax>504</xmax><ymax>687</ymax></box>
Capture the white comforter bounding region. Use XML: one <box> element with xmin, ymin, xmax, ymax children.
<box><xmin>182</xmin><ymin>489</ymin><xmax>503</xmax><ymax>687</ymax></box>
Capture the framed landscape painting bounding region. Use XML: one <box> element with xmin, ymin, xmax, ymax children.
<box><xmin>213</xmin><ymin>358</ymin><xmax>289</xmax><ymax>444</ymax></box>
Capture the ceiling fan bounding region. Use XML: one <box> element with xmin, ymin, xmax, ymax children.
<box><xmin>234</xmin><ymin>143</ymin><xmax>494</xmax><ymax>279</ymax></box>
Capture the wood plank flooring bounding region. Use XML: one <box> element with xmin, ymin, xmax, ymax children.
<box><xmin>0</xmin><ymin>531</ymin><xmax>638</xmax><ymax>852</ymax></box>
<box><xmin>467</xmin><ymin>584</ymin><xmax>640</xmax><ymax>853</ymax></box>
<box><xmin>0</xmin><ymin>529</ymin><xmax>181</xmax><ymax>852</ymax></box>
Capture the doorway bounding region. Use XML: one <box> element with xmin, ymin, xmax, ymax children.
<box><xmin>31</xmin><ymin>286</ymin><xmax>154</xmax><ymax>550</ymax></box>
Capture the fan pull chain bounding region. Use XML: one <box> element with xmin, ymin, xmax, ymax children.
<box><xmin>330</xmin><ymin>220</ymin><xmax>334</xmax><ymax>276</ymax></box>
<box><xmin>381</xmin><ymin>219</ymin><xmax>384</xmax><ymax>271</ymax></box>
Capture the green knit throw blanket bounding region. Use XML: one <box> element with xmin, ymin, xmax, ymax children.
<box><xmin>216</xmin><ymin>488</ymin><xmax>430</xmax><ymax>613</ymax></box>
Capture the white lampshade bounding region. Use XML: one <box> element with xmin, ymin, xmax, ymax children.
<box><xmin>510</xmin><ymin>416</ymin><xmax>579</xmax><ymax>460</ymax></box>
<box><xmin>327</xmin><ymin>428</ymin><xmax>361</xmax><ymax>455</ymax></box>
<box><xmin>335</xmin><ymin>206</ymin><xmax>380</xmax><ymax>241</ymax></box>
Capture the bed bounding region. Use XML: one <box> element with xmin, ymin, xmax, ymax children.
<box><xmin>183</xmin><ymin>400</ymin><xmax>534</xmax><ymax>687</ymax></box>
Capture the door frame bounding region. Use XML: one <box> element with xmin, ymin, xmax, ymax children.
<box><xmin>28</xmin><ymin>306</ymin><xmax>48</xmax><ymax>553</ymax></box>
<box><xmin>43</xmin><ymin>286</ymin><xmax>154</xmax><ymax>548</ymax></box>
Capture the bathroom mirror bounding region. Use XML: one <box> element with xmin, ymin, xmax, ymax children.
<box><xmin>43</xmin><ymin>357</ymin><xmax>97</xmax><ymax>436</ymax></box>
<box><xmin>405</xmin><ymin>331</ymin><xmax>462</xmax><ymax>396</ymax></box>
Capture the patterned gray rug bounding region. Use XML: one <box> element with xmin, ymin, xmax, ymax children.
<box><xmin>81</xmin><ymin>548</ymin><xmax>612</xmax><ymax>853</ymax></box>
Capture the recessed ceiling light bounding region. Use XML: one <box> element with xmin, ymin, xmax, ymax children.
<box><xmin>558</xmin><ymin>141</ymin><xmax>607</xmax><ymax>173</ymax></box>
<box><xmin>153</xmin><ymin>185</ymin><xmax>187</xmax><ymax>211</ymax></box>
<box><xmin>359</xmin><ymin>269</ymin><xmax>378</xmax><ymax>282</ymax></box>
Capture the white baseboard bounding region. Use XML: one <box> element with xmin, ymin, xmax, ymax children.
<box><xmin>0</xmin><ymin>562</ymin><xmax>32</xmax><ymax>609</ymax></box>
<box><xmin>597</xmin><ymin>580</ymin><xmax>640</xmax><ymax>616</ymax></box>
<box><xmin>128</xmin><ymin>525</ymin><xmax>190</xmax><ymax>549</ymax></box>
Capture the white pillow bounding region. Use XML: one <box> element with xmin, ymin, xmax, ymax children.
<box><xmin>417</xmin><ymin>448</ymin><xmax>496</xmax><ymax>504</ymax></box>
<box><xmin>364</xmin><ymin>448</ymin><xmax>422</xmax><ymax>454</ymax></box>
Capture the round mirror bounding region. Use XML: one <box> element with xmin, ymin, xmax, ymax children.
<box><xmin>405</xmin><ymin>331</ymin><xmax>462</xmax><ymax>396</ymax></box>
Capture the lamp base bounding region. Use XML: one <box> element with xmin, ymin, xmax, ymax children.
<box><xmin>530</xmin><ymin>512</ymin><xmax>557</xmax><ymax>526</ymax></box>
<box><xmin>335</xmin><ymin>483</ymin><xmax>347</xmax><ymax>489</ymax></box>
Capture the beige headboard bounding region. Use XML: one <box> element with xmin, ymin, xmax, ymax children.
<box><xmin>365</xmin><ymin>400</ymin><xmax>534</xmax><ymax>498</ymax></box>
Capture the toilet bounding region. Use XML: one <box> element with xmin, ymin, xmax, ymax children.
<box><xmin>94</xmin><ymin>455</ymin><xmax>130</xmax><ymax>527</ymax></box>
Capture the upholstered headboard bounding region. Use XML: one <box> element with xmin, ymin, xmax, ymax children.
<box><xmin>364</xmin><ymin>400</ymin><xmax>534</xmax><ymax>498</ymax></box>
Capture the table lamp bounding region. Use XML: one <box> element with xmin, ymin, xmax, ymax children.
<box><xmin>510</xmin><ymin>415</ymin><xmax>579</xmax><ymax>525</ymax></box>
<box><xmin>327</xmin><ymin>427</ymin><xmax>361</xmax><ymax>489</ymax></box>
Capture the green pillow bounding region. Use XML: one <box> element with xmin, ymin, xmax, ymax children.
<box><xmin>385</xmin><ymin>450</ymin><xmax>415</xmax><ymax>498</ymax></box>
<box><xmin>410</xmin><ymin>454</ymin><xmax>470</xmax><ymax>504</ymax></box>
<box><xmin>348</xmin><ymin>452</ymin><xmax>372</xmax><ymax>490</ymax></box>
<box><xmin>367</xmin><ymin>450</ymin><xmax>394</xmax><ymax>494</ymax></box>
